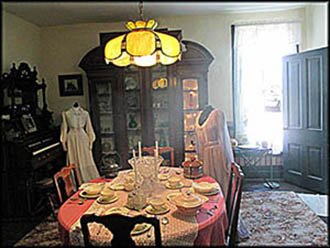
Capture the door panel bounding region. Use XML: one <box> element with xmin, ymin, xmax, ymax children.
<box><xmin>283</xmin><ymin>47</ymin><xmax>328</xmax><ymax>194</ymax></box>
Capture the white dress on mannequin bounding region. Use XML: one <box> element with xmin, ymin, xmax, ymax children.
<box><xmin>60</xmin><ymin>103</ymin><xmax>100</xmax><ymax>183</ymax></box>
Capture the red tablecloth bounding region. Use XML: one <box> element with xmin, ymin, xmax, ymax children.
<box><xmin>58</xmin><ymin>172</ymin><xmax>228</xmax><ymax>246</ymax></box>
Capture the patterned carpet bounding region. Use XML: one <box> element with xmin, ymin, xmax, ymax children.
<box><xmin>14</xmin><ymin>191</ymin><xmax>328</xmax><ymax>247</ymax></box>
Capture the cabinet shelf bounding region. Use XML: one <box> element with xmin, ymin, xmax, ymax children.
<box><xmin>97</xmin><ymin>93</ymin><xmax>111</xmax><ymax>97</ymax></box>
<box><xmin>101</xmin><ymin>133</ymin><xmax>115</xmax><ymax>137</ymax></box>
<box><xmin>184</xmin><ymin>108</ymin><xmax>200</xmax><ymax>112</ymax></box>
<box><xmin>183</xmin><ymin>89</ymin><xmax>198</xmax><ymax>92</ymax></box>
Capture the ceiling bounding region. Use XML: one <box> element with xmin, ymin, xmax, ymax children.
<box><xmin>3</xmin><ymin>2</ymin><xmax>311</xmax><ymax>27</ymax></box>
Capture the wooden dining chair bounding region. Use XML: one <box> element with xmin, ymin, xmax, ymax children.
<box><xmin>225</xmin><ymin>162</ymin><xmax>244</xmax><ymax>246</ymax></box>
<box><xmin>80</xmin><ymin>213</ymin><xmax>162</xmax><ymax>246</ymax></box>
<box><xmin>142</xmin><ymin>146</ymin><xmax>175</xmax><ymax>166</ymax></box>
<box><xmin>54</xmin><ymin>164</ymin><xmax>81</xmax><ymax>204</ymax></box>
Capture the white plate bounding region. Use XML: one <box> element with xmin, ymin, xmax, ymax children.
<box><xmin>79</xmin><ymin>190</ymin><xmax>100</xmax><ymax>199</ymax></box>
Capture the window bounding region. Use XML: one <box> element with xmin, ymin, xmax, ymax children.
<box><xmin>232</xmin><ymin>22</ymin><xmax>301</xmax><ymax>154</ymax></box>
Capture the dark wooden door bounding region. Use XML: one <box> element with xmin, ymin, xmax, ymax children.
<box><xmin>282</xmin><ymin>47</ymin><xmax>328</xmax><ymax>193</ymax></box>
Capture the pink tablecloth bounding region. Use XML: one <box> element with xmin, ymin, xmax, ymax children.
<box><xmin>58</xmin><ymin>172</ymin><xmax>228</xmax><ymax>246</ymax></box>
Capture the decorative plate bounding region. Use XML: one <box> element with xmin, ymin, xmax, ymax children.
<box><xmin>146</xmin><ymin>204</ymin><xmax>170</xmax><ymax>215</ymax></box>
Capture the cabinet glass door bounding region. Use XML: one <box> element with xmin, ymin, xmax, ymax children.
<box><xmin>95</xmin><ymin>80</ymin><xmax>116</xmax><ymax>156</ymax></box>
<box><xmin>124</xmin><ymin>66</ymin><xmax>142</xmax><ymax>152</ymax></box>
<box><xmin>182</xmin><ymin>78</ymin><xmax>200</xmax><ymax>160</ymax></box>
<box><xmin>151</xmin><ymin>64</ymin><xmax>171</xmax><ymax>165</ymax></box>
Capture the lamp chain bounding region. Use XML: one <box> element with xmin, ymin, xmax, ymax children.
<box><xmin>139</xmin><ymin>1</ymin><xmax>144</xmax><ymax>20</ymax></box>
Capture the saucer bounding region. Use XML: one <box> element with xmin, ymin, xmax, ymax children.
<box><xmin>104</xmin><ymin>207</ymin><xmax>130</xmax><ymax>216</ymax></box>
<box><xmin>167</xmin><ymin>192</ymin><xmax>182</xmax><ymax>202</ymax></box>
<box><xmin>79</xmin><ymin>190</ymin><xmax>100</xmax><ymax>199</ymax></box>
<box><xmin>201</xmin><ymin>189</ymin><xmax>220</xmax><ymax>196</ymax></box>
<box><xmin>146</xmin><ymin>204</ymin><xmax>170</xmax><ymax>215</ymax></box>
<box><xmin>158</xmin><ymin>174</ymin><xmax>170</xmax><ymax>181</ymax></box>
<box><xmin>96</xmin><ymin>195</ymin><xmax>118</xmax><ymax>204</ymax></box>
<box><xmin>131</xmin><ymin>223</ymin><xmax>152</xmax><ymax>236</ymax></box>
<box><xmin>109</xmin><ymin>183</ymin><xmax>125</xmax><ymax>191</ymax></box>
<box><xmin>166</xmin><ymin>182</ymin><xmax>184</xmax><ymax>190</ymax></box>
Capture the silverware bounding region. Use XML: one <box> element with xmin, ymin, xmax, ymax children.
<box><xmin>161</xmin><ymin>216</ymin><xmax>169</xmax><ymax>233</ymax></box>
<box><xmin>207</xmin><ymin>210</ymin><xmax>214</xmax><ymax>216</ymax></box>
<box><xmin>78</xmin><ymin>198</ymin><xmax>86</xmax><ymax>205</ymax></box>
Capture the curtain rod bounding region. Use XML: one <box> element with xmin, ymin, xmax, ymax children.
<box><xmin>232</xmin><ymin>20</ymin><xmax>300</xmax><ymax>27</ymax></box>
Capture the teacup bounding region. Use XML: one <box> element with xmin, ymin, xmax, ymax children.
<box><xmin>124</xmin><ymin>183</ymin><xmax>134</xmax><ymax>192</ymax></box>
<box><xmin>149</xmin><ymin>197</ymin><xmax>166</xmax><ymax>211</ymax></box>
<box><xmin>168</xmin><ymin>176</ymin><xmax>181</xmax><ymax>187</ymax></box>
<box><xmin>125</xmin><ymin>176</ymin><xmax>134</xmax><ymax>184</ymax></box>
<box><xmin>101</xmin><ymin>187</ymin><xmax>115</xmax><ymax>197</ymax></box>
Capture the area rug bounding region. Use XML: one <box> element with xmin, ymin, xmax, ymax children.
<box><xmin>238</xmin><ymin>191</ymin><xmax>328</xmax><ymax>246</ymax></box>
<box><xmin>14</xmin><ymin>191</ymin><xmax>328</xmax><ymax>247</ymax></box>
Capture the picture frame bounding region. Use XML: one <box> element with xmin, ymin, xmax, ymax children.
<box><xmin>21</xmin><ymin>114</ymin><xmax>37</xmax><ymax>133</ymax></box>
<box><xmin>58</xmin><ymin>74</ymin><xmax>83</xmax><ymax>96</ymax></box>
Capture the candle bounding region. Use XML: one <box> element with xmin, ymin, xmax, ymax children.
<box><xmin>155</xmin><ymin>140</ymin><xmax>158</xmax><ymax>151</ymax></box>
<box><xmin>133</xmin><ymin>149</ymin><xmax>136</xmax><ymax>160</ymax></box>
<box><xmin>154</xmin><ymin>148</ymin><xmax>158</xmax><ymax>160</ymax></box>
<box><xmin>138</xmin><ymin>141</ymin><xmax>142</xmax><ymax>158</ymax></box>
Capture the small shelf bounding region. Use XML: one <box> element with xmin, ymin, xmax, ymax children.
<box><xmin>100</xmin><ymin>111</ymin><xmax>113</xmax><ymax>115</ymax></box>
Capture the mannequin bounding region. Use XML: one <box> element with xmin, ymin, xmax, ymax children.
<box><xmin>198</xmin><ymin>105</ymin><xmax>215</xmax><ymax>126</ymax></box>
<box><xmin>195</xmin><ymin>105</ymin><xmax>233</xmax><ymax>199</ymax></box>
<box><xmin>195</xmin><ymin>105</ymin><xmax>249</xmax><ymax>240</ymax></box>
<box><xmin>60</xmin><ymin>102</ymin><xmax>100</xmax><ymax>183</ymax></box>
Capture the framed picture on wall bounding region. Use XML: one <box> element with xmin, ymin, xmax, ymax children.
<box><xmin>58</xmin><ymin>74</ymin><xmax>83</xmax><ymax>96</ymax></box>
<box><xmin>21</xmin><ymin>114</ymin><xmax>37</xmax><ymax>133</ymax></box>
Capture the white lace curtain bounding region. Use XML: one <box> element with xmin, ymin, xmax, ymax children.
<box><xmin>234</xmin><ymin>22</ymin><xmax>301</xmax><ymax>154</ymax></box>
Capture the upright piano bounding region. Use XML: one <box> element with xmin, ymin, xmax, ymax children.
<box><xmin>2</xmin><ymin>129</ymin><xmax>65</xmax><ymax>219</ymax></box>
<box><xmin>1</xmin><ymin>62</ymin><xmax>65</xmax><ymax>220</ymax></box>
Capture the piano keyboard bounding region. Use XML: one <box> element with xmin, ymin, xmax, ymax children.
<box><xmin>32</xmin><ymin>142</ymin><xmax>60</xmax><ymax>156</ymax></box>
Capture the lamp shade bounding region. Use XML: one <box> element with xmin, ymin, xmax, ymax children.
<box><xmin>104</xmin><ymin>19</ymin><xmax>182</xmax><ymax>67</ymax></box>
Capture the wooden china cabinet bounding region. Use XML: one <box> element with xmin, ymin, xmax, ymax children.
<box><xmin>79</xmin><ymin>31</ymin><xmax>213</xmax><ymax>170</ymax></box>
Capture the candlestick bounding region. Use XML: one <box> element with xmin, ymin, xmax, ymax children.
<box><xmin>138</xmin><ymin>141</ymin><xmax>142</xmax><ymax>158</ymax></box>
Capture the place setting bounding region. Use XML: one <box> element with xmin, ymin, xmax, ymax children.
<box><xmin>145</xmin><ymin>197</ymin><xmax>171</xmax><ymax>215</ymax></box>
<box><xmin>192</xmin><ymin>181</ymin><xmax>220</xmax><ymax>196</ymax></box>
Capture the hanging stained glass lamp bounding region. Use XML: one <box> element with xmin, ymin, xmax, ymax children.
<box><xmin>104</xmin><ymin>2</ymin><xmax>182</xmax><ymax>67</ymax></box>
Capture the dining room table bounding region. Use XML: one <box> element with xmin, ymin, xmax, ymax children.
<box><xmin>57</xmin><ymin>166</ymin><xmax>228</xmax><ymax>246</ymax></box>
